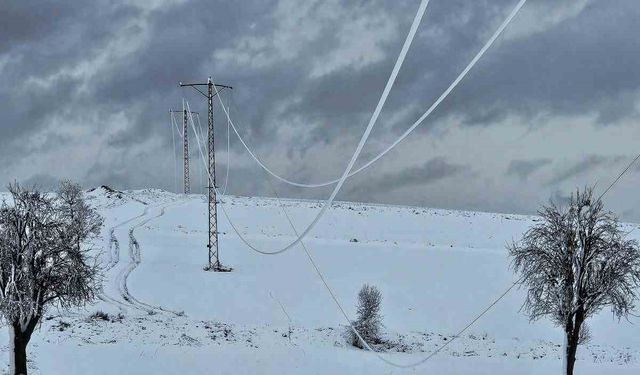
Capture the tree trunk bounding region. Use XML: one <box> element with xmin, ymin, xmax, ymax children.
<box><xmin>565</xmin><ymin>309</ymin><xmax>585</xmax><ymax>375</ymax></box>
<box><xmin>561</xmin><ymin>333</ymin><xmax>567</xmax><ymax>375</ymax></box>
<box><xmin>10</xmin><ymin>317</ymin><xmax>38</xmax><ymax>375</ymax></box>
<box><xmin>565</xmin><ymin>332</ymin><xmax>578</xmax><ymax>375</ymax></box>
<box><xmin>10</xmin><ymin>325</ymin><xmax>30</xmax><ymax>375</ymax></box>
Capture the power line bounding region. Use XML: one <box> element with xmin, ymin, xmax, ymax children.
<box><xmin>208</xmin><ymin>0</ymin><xmax>529</xmax><ymax>254</ymax></box>
<box><xmin>186</xmin><ymin>100</ymin><xmax>524</xmax><ymax>367</ymax></box>
<box><xmin>223</xmin><ymin>93</ymin><xmax>231</xmax><ymax>195</ymax></box>
<box><xmin>173</xmin><ymin>0</ymin><xmax>637</xmax><ymax>367</ymax></box>
<box><xmin>194</xmin><ymin>113</ymin><xmax>207</xmax><ymax>195</ymax></box>
<box><xmin>597</xmin><ymin>151</ymin><xmax>640</xmax><ymax>241</ymax></box>
<box><xmin>187</xmin><ymin>99</ymin><xmax>303</xmax><ymax>254</ymax></box>
<box><xmin>199</xmin><ymin>0</ymin><xmax>530</xmax><ymax>360</ymax></box>
<box><xmin>181</xmin><ymin>0</ymin><xmax>530</xmax><ymax>364</ymax></box>
<box><xmin>597</xmin><ymin>152</ymin><xmax>640</xmax><ymax>201</ymax></box>
<box><xmin>207</xmin><ymin>0</ymin><xmax>528</xmax><ymax>254</ymax></box>
<box><xmin>170</xmin><ymin>110</ymin><xmax>184</xmax><ymax>137</ymax></box>
<box><xmin>170</xmin><ymin>111</ymin><xmax>178</xmax><ymax>193</ymax></box>
<box><xmin>217</xmin><ymin>0</ymin><xmax>528</xmax><ymax>189</ymax></box>
<box><xmin>184</xmin><ymin>0</ymin><xmax>637</xmax><ymax>366</ymax></box>
<box><xmin>260</xmin><ymin>164</ymin><xmax>522</xmax><ymax>368</ymax></box>
<box><xmin>205</xmin><ymin>0</ymin><xmax>430</xmax><ymax>255</ymax></box>
<box><xmin>193</xmin><ymin>102</ymin><xmax>232</xmax><ymax>196</ymax></box>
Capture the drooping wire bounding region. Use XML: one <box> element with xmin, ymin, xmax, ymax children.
<box><xmin>182</xmin><ymin>0</ymin><xmax>640</xmax><ymax>366</ymax></box>
<box><xmin>170</xmin><ymin>111</ymin><xmax>179</xmax><ymax>193</ymax></box>
<box><xmin>195</xmin><ymin>113</ymin><xmax>207</xmax><ymax>195</ymax></box>
<box><xmin>187</xmin><ymin>98</ymin><xmax>523</xmax><ymax>367</ymax></box>
<box><xmin>180</xmin><ymin>0</ymin><xmax>531</xmax><ymax>363</ymax></box>
<box><xmin>187</xmin><ymin>100</ymin><xmax>288</xmax><ymax>255</ymax></box>
<box><xmin>261</xmin><ymin>155</ymin><xmax>523</xmax><ymax>367</ymax></box>
<box><xmin>203</xmin><ymin>0</ymin><xmax>431</xmax><ymax>255</ymax></box>
<box><xmin>217</xmin><ymin>0</ymin><xmax>529</xmax><ymax>189</ymax></box>
<box><xmin>171</xmin><ymin>109</ymin><xmax>184</xmax><ymax>138</ymax></box>
<box><xmin>222</xmin><ymin>92</ymin><xmax>231</xmax><ymax>195</ymax></box>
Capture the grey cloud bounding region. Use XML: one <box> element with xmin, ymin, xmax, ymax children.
<box><xmin>546</xmin><ymin>155</ymin><xmax>625</xmax><ymax>186</ymax></box>
<box><xmin>348</xmin><ymin>157</ymin><xmax>469</xmax><ymax>197</ymax></box>
<box><xmin>21</xmin><ymin>174</ymin><xmax>64</xmax><ymax>191</ymax></box>
<box><xmin>621</xmin><ymin>209</ymin><xmax>636</xmax><ymax>222</ymax></box>
<box><xmin>507</xmin><ymin>158</ymin><xmax>552</xmax><ymax>179</ymax></box>
<box><xmin>550</xmin><ymin>189</ymin><xmax>572</xmax><ymax>206</ymax></box>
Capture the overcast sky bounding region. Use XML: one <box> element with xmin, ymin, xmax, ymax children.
<box><xmin>2</xmin><ymin>0</ymin><xmax>640</xmax><ymax>221</ymax></box>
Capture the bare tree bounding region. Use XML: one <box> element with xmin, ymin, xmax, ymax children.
<box><xmin>350</xmin><ymin>284</ymin><xmax>383</xmax><ymax>349</ymax></box>
<box><xmin>0</xmin><ymin>182</ymin><xmax>103</xmax><ymax>375</ymax></box>
<box><xmin>57</xmin><ymin>180</ymin><xmax>103</xmax><ymax>254</ymax></box>
<box><xmin>509</xmin><ymin>187</ymin><xmax>640</xmax><ymax>375</ymax></box>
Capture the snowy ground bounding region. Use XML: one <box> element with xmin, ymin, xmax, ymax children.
<box><xmin>1</xmin><ymin>186</ymin><xmax>639</xmax><ymax>374</ymax></box>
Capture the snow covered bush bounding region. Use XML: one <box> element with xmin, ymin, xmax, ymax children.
<box><xmin>508</xmin><ymin>187</ymin><xmax>640</xmax><ymax>375</ymax></box>
<box><xmin>0</xmin><ymin>181</ymin><xmax>103</xmax><ymax>375</ymax></box>
<box><xmin>349</xmin><ymin>284</ymin><xmax>383</xmax><ymax>349</ymax></box>
<box><xmin>89</xmin><ymin>310</ymin><xmax>110</xmax><ymax>321</ymax></box>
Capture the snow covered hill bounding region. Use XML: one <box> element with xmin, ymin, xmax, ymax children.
<box><xmin>1</xmin><ymin>187</ymin><xmax>639</xmax><ymax>374</ymax></box>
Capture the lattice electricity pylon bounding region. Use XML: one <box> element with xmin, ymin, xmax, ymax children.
<box><xmin>169</xmin><ymin>109</ymin><xmax>198</xmax><ymax>194</ymax></box>
<box><xmin>179</xmin><ymin>77</ymin><xmax>232</xmax><ymax>271</ymax></box>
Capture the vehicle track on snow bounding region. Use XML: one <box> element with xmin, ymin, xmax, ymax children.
<box><xmin>105</xmin><ymin>206</ymin><xmax>151</xmax><ymax>271</ymax></box>
<box><xmin>97</xmin><ymin>203</ymin><xmax>155</xmax><ymax>312</ymax></box>
<box><xmin>116</xmin><ymin>199</ymin><xmax>187</xmax><ymax>316</ymax></box>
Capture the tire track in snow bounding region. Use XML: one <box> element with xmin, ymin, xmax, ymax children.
<box><xmin>117</xmin><ymin>199</ymin><xmax>188</xmax><ymax>316</ymax></box>
<box><xmin>104</xmin><ymin>206</ymin><xmax>150</xmax><ymax>271</ymax></box>
<box><xmin>98</xmin><ymin>203</ymin><xmax>155</xmax><ymax>312</ymax></box>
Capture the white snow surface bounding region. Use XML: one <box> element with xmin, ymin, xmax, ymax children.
<box><xmin>1</xmin><ymin>186</ymin><xmax>639</xmax><ymax>374</ymax></box>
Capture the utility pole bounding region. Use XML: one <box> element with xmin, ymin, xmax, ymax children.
<box><xmin>179</xmin><ymin>77</ymin><xmax>232</xmax><ymax>271</ymax></box>
<box><xmin>169</xmin><ymin>108</ymin><xmax>198</xmax><ymax>194</ymax></box>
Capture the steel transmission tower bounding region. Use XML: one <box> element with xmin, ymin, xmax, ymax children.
<box><xmin>182</xmin><ymin>107</ymin><xmax>190</xmax><ymax>194</ymax></box>
<box><xmin>169</xmin><ymin>108</ymin><xmax>198</xmax><ymax>194</ymax></box>
<box><xmin>179</xmin><ymin>77</ymin><xmax>232</xmax><ymax>271</ymax></box>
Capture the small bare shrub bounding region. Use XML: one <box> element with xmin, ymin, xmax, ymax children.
<box><xmin>349</xmin><ymin>284</ymin><xmax>383</xmax><ymax>349</ymax></box>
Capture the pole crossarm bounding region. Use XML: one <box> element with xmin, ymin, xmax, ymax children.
<box><xmin>180</xmin><ymin>81</ymin><xmax>232</xmax><ymax>98</ymax></box>
<box><xmin>170</xmin><ymin>110</ymin><xmax>198</xmax><ymax>114</ymax></box>
<box><xmin>180</xmin><ymin>82</ymin><xmax>233</xmax><ymax>89</ymax></box>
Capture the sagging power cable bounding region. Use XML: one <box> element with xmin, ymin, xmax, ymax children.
<box><xmin>217</xmin><ymin>0</ymin><xmax>528</xmax><ymax>189</ymax></box>
<box><xmin>202</xmin><ymin>0</ymin><xmax>432</xmax><ymax>255</ymax></box>
<box><xmin>188</xmin><ymin>98</ymin><xmax>522</xmax><ymax>368</ymax></box>
<box><xmin>187</xmin><ymin>93</ymin><xmax>519</xmax><ymax>368</ymax></box>
<box><xmin>169</xmin><ymin>111</ymin><xmax>181</xmax><ymax>192</ymax></box>
<box><xmin>259</xmin><ymin>153</ymin><xmax>522</xmax><ymax>368</ymax></box>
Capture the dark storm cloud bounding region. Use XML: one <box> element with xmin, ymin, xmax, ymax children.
<box><xmin>0</xmin><ymin>2</ymin><xmax>81</xmax><ymax>53</ymax></box>
<box><xmin>507</xmin><ymin>158</ymin><xmax>552</xmax><ymax>179</ymax></box>
<box><xmin>2</xmin><ymin>0</ymin><xmax>640</xmax><ymax>220</ymax></box>
<box><xmin>0</xmin><ymin>1</ymin><xmax>140</xmax><ymax>155</ymax></box>
<box><xmin>442</xmin><ymin>0</ymin><xmax>640</xmax><ymax>127</ymax></box>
